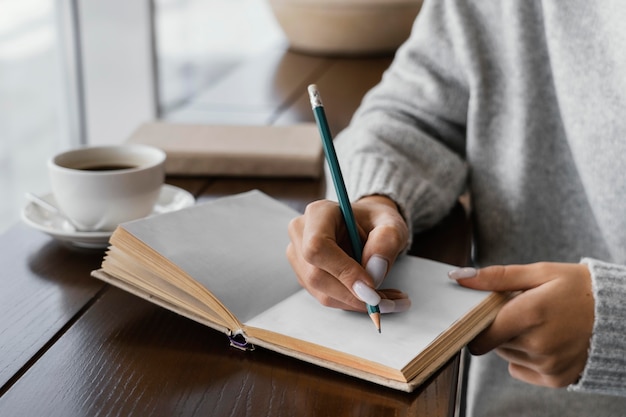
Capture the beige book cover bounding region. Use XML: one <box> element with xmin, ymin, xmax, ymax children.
<box><xmin>127</xmin><ymin>122</ymin><xmax>324</xmax><ymax>178</ymax></box>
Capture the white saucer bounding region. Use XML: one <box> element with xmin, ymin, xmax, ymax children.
<box><xmin>21</xmin><ymin>184</ymin><xmax>195</xmax><ymax>250</ymax></box>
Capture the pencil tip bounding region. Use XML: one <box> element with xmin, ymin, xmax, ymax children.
<box><xmin>369</xmin><ymin>309</ymin><xmax>381</xmax><ymax>333</ymax></box>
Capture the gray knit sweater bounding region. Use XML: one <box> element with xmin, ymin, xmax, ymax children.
<box><xmin>333</xmin><ymin>0</ymin><xmax>626</xmax><ymax>415</ymax></box>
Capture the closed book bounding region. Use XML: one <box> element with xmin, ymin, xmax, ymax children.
<box><xmin>127</xmin><ymin>122</ymin><xmax>323</xmax><ymax>178</ymax></box>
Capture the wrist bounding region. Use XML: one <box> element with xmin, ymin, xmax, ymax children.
<box><xmin>358</xmin><ymin>194</ymin><xmax>401</xmax><ymax>212</ymax></box>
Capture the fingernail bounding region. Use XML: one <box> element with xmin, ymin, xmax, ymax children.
<box><xmin>448</xmin><ymin>267</ymin><xmax>477</xmax><ymax>280</ymax></box>
<box><xmin>352</xmin><ymin>281</ymin><xmax>381</xmax><ymax>306</ymax></box>
<box><xmin>365</xmin><ymin>255</ymin><xmax>388</xmax><ymax>288</ymax></box>
<box><xmin>379</xmin><ymin>298</ymin><xmax>412</xmax><ymax>314</ymax></box>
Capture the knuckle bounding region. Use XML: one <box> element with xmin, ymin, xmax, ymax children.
<box><xmin>507</xmin><ymin>363</ymin><xmax>526</xmax><ymax>381</ymax></box>
<box><xmin>541</xmin><ymin>374</ymin><xmax>570</xmax><ymax>388</ymax></box>
<box><xmin>533</xmin><ymin>262</ymin><xmax>555</xmax><ymax>278</ymax></box>
<box><xmin>336</xmin><ymin>263</ymin><xmax>359</xmax><ymax>284</ymax></box>
<box><xmin>491</xmin><ymin>265</ymin><xmax>508</xmax><ymax>281</ymax></box>
<box><xmin>538</xmin><ymin>356</ymin><xmax>562</xmax><ymax>376</ymax></box>
<box><xmin>520</xmin><ymin>305</ymin><xmax>545</xmax><ymax>330</ymax></box>
<box><xmin>479</xmin><ymin>265</ymin><xmax>508</xmax><ymax>284</ymax></box>
<box><xmin>305</xmin><ymin>269</ymin><xmax>326</xmax><ymax>290</ymax></box>
<box><xmin>287</xmin><ymin>216</ymin><xmax>302</xmax><ymax>235</ymax></box>
<box><xmin>300</xmin><ymin>234</ymin><xmax>328</xmax><ymax>265</ymax></box>
<box><xmin>304</xmin><ymin>199</ymin><xmax>332</xmax><ymax>214</ymax></box>
<box><xmin>316</xmin><ymin>293</ymin><xmax>335</xmax><ymax>308</ymax></box>
<box><xmin>285</xmin><ymin>242</ymin><xmax>295</xmax><ymax>260</ymax></box>
<box><xmin>476</xmin><ymin>265</ymin><xmax>509</xmax><ymax>290</ymax></box>
<box><xmin>373</xmin><ymin>224</ymin><xmax>407</xmax><ymax>249</ymax></box>
<box><xmin>533</xmin><ymin>261</ymin><xmax>552</xmax><ymax>272</ymax></box>
<box><xmin>507</xmin><ymin>357</ymin><xmax>575</xmax><ymax>388</ymax></box>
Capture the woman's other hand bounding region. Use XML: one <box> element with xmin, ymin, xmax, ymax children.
<box><xmin>449</xmin><ymin>262</ymin><xmax>594</xmax><ymax>387</ymax></box>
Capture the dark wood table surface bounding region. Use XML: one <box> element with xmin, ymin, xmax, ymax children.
<box><xmin>0</xmin><ymin>45</ymin><xmax>471</xmax><ymax>416</ymax></box>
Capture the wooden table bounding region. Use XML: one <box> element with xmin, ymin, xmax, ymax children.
<box><xmin>0</xmin><ymin>46</ymin><xmax>471</xmax><ymax>416</ymax></box>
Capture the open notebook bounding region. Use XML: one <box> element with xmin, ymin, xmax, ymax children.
<box><xmin>92</xmin><ymin>190</ymin><xmax>508</xmax><ymax>392</ymax></box>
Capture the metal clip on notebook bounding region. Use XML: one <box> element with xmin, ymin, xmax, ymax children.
<box><xmin>228</xmin><ymin>329</ymin><xmax>255</xmax><ymax>351</ymax></box>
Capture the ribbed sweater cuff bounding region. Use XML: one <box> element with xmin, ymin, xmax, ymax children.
<box><xmin>329</xmin><ymin>153</ymin><xmax>451</xmax><ymax>232</ymax></box>
<box><xmin>569</xmin><ymin>258</ymin><xmax>626</xmax><ymax>396</ymax></box>
<box><xmin>323</xmin><ymin>155</ymin><xmax>416</xmax><ymax>247</ymax></box>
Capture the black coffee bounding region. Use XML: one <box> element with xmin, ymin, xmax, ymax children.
<box><xmin>80</xmin><ymin>164</ymin><xmax>137</xmax><ymax>171</ymax></box>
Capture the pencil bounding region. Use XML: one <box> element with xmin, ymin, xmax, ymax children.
<box><xmin>307</xmin><ymin>84</ymin><xmax>381</xmax><ymax>333</ymax></box>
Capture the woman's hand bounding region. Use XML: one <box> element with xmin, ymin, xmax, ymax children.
<box><xmin>286</xmin><ymin>195</ymin><xmax>411</xmax><ymax>313</ymax></box>
<box><xmin>449</xmin><ymin>262</ymin><xmax>594</xmax><ymax>387</ymax></box>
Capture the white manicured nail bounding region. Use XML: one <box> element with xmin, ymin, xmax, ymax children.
<box><xmin>379</xmin><ymin>298</ymin><xmax>412</xmax><ymax>313</ymax></box>
<box><xmin>365</xmin><ymin>255</ymin><xmax>388</xmax><ymax>288</ymax></box>
<box><xmin>448</xmin><ymin>267</ymin><xmax>477</xmax><ymax>280</ymax></box>
<box><xmin>352</xmin><ymin>281</ymin><xmax>381</xmax><ymax>306</ymax></box>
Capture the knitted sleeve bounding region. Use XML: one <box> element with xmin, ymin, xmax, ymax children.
<box><xmin>569</xmin><ymin>258</ymin><xmax>626</xmax><ymax>397</ymax></box>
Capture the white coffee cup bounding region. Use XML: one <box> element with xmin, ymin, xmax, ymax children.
<box><xmin>48</xmin><ymin>144</ymin><xmax>166</xmax><ymax>231</ymax></box>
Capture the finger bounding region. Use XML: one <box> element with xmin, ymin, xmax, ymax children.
<box><xmin>494</xmin><ymin>346</ymin><xmax>532</xmax><ymax>366</ymax></box>
<box><xmin>361</xmin><ymin>219</ymin><xmax>408</xmax><ymax>260</ymax></box>
<box><xmin>507</xmin><ymin>362</ymin><xmax>576</xmax><ymax>389</ymax></box>
<box><xmin>451</xmin><ymin>263</ymin><xmax>565</xmax><ymax>292</ymax></box>
<box><xmin>356</xmin><ymin>198</ymin><xmax>409</xmax><ymax>286</ymax></box>
<box><xmin>288</xmin><ymin>205</ymin><xmax>379</xmax><ymax>308</ymax></box>
<box><xmin>287</xmin><ymin>219</ymin><xmax>358</xmax><ymax>310</ymax></box>
<box><xmin>507</xmin><ymin>363</ymin><xmax>548</xmax><ymax>387</ymax></box>
<box><xmin>468</xmin><ymin>290</ymin><xmax>539</xmax><ymax>354</ymax></box>
<box><xmin>306</xmin><ymin>283</ymin><xmax>365</xmax><ymax>312</ymax></box>
<box><xmin>379</xmin><ymin>298</ymin><xmax>411</xmax><ymax>314</ymax></box>
<box><xmin>496</xmin><ymin>331</ymin><xmax>589</xmax><ymax>386</ymax></box>
<box><xmin>287</xmin><ymin>240</ymin><xmax>365</xmax><ymax>311</ymax></box>
<box><xmin>299</xmin><ymin>201</ymin><xmax>380</xmax><ymax>303</ymax></box>
<box><xmin>377</xmin><ymin>288</ymin><xmax>411</xmax><ymax>313</ymax></box>
<box><xmin>495</xmin><ymin>345</ymin><xmax>560</xmax><ymax>378</ymax></box>
<box><xmin>289</xmin><ymin>240</ymin><xmax>410</xmax><ymax>313</ymax></box>
<box><xmin>299</xmin><ymin>201</ymin><xmax>365</xmax><ymax>277</ymax></box>
<box><xmin>379</xmin><ymin>289</ymin><xmax>410</xmax><ymax>299</ymax></box>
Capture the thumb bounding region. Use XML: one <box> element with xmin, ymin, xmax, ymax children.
<box><xmin>448</xmin><ymin>264</ymin><xmax>551</xmax><ymax>292</ymax></box>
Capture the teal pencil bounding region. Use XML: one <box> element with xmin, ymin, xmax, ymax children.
<box><xmin>307</xmin><ymin>84</ymin><xmax>381</xmax><ymax>333</ymax></box>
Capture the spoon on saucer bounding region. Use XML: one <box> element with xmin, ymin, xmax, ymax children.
<box><xmin>25</xmin><ymin>192</ymin><xmax>80</xmax><ymax>232</ymax></box>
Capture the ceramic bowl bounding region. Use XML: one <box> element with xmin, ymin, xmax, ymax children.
<box><xmin>268</xmin><ymin>0</ymin><xmax>423</xmax><ymax>56</ymax></box>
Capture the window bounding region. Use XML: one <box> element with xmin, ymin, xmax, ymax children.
<box><xmin>0</xmin><ymin>0</ymin><xmax>79</xmax><ymax>233</ymax></box>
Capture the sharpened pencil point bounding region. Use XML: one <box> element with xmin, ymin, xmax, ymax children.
<box><xmin>370</xmin><ymin>314</ymin><xmax>381</xmax><ymax>333</ymax></box>
<box><xmin>368</xmin><ymin>304</ymin><xmax>381</xmax><ymax>333</ymax></box>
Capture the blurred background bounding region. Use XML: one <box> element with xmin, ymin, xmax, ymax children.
<box><xmin>0</xmin><ymin>0</ymin><xmax>284</xmax><ymax>233</ymax></box>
